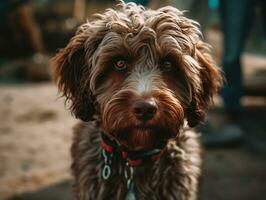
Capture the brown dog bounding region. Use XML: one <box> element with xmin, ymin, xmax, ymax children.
<box><xmin>52</xmin><ymin>1</ymin><xmax>222</xmax><ymax>199</ymax></box>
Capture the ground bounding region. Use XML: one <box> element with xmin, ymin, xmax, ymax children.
<box><xmin>0</xmin><ymin>84</ymin><xmax>75</xmax><ymax>200</ymax></box>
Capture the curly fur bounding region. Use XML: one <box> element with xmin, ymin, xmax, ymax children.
<box><xmin>71</xmin><ymin>121</ymin><xmax>201</xmax><ymax>200</ymax></box>
<box><xmin>52</xmin><ymin>1</ymin><xmax>222</xmax><ymax>199</ymax></box>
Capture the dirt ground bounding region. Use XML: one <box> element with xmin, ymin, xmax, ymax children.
<box><xmin>0</xmin><ymin>84</ymin><xmax>76</xmax><ymax>200</ymax></box>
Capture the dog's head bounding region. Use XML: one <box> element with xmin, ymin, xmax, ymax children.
<box><xmin>53</xmin><ymin>1</ymin><xmax>222</xmax><ymax>150</ymax></box>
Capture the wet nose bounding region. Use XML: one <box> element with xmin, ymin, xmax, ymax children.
<box><xmin>133</xmin><ymin>99</ymin><xmax>157</xmax><ymax>122</ymax></box>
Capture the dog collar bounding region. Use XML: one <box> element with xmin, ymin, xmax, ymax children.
<box><xmin>101</xmin><ymin>132</ymin><xmax>165</xmax><ymax>199</ymax></box>
<box><xmin>100</xmin><ymin>132</ymin><xmax>165</xmax><ymax>167</ymax></box>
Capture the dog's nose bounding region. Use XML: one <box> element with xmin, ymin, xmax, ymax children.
<box><xmin>133</xmin><ymin>99</ymin><xmax>157</xmax><ymax>122</ymax></box>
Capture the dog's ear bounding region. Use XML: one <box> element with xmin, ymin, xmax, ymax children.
<box><xmin>52</xmin><ymin>26</ymin><xmax>100</xmax><ymax>121</ymax></box>
<box><xmin>187</xmin><ymin>42</ymin><xmax>223</xmax><ymax>127</ymax></box>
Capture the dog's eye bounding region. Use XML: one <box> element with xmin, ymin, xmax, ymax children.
<box><xmin>114</xmin><ymin>60</ymin><xmax>127</xmax><ymax>71</ymax></box>
<box><xmin>161</xmin><ymin>60</ymin><xmax>172</xmax><ymax>71</ymax></box>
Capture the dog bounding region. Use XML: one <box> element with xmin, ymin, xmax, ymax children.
<box><xmin>52</xmin><ymin>1</ymin><xmax>222</xmax><ymax>199</ymax></box>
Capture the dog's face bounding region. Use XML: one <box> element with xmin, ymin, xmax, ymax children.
<box><xmin>53</xmin><ymin>2</ymin><xmax>222</xmax><ymax>150</ymax></box>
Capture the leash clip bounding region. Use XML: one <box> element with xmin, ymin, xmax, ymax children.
<box><xmin>124</xmin><ymin>162</ymin><xmax>136</xmax><ymax>200</ymax></box>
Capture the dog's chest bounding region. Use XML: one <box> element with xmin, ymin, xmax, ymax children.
<box><xmin>71</xmin><ymin>122</ymin><xmax>201</xmax><ymax>200</ymax></box>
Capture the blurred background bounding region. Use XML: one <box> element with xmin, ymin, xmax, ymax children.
<box><xmin>0</xmin><ymin>0</ymin><xmax>265</xmax><ymax>200</ymax></box>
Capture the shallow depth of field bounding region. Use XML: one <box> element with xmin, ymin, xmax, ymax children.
<box><xmin>0</xmin><ymin>1</ymin><xmax>266</xmax><ymax>200</ymax></box>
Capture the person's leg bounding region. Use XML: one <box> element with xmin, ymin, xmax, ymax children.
<box><xmin>220</xmin><ymin>0</ymin><xmax>254</xmax><ymax>116</ymax></box>
<box><xmin>200</xmin><ymin>0</ymin><xmax>255</xmax><ymax>147</ymax></box>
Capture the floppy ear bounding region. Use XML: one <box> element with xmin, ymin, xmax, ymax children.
<box><xmin>187</xmin><ymin>42</ymin><xmax>223</xmax><ymax>127</ymax></box>
<box><xmin>52</xmin><ymin>27</ymin><xmax>98</xmax><ymax>121</ymax></box>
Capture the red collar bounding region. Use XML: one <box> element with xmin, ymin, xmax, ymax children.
<box><xmin>101</xmin><ymin>133</ymin><xmax>165</xmax><ymax>166</ymax></box>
